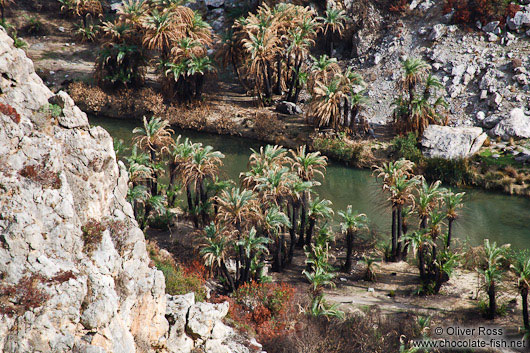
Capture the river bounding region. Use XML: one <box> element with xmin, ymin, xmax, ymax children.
<box><xmin>90</xmin><ymin>116</ymin><xmax>530</xmax><ymax>249</ymax></box>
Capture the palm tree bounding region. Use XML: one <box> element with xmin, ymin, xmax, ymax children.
<box><xmin>133</xmin><ymin>116</ymin><xmax>174</xmax><ymax>195</ymax></box>
<box><xmin>339</xmin><ymin>206</ymin><xmax>368</xmax><ymax>272</ymax></box>
<box><xmin>306</xmin><ymin>198</ymin><xmax>333</xmax><ymax>246</ymax></box>
<box><xmin>318</xmin><ymin>6</ymin><xmax>346</xmax><ymax>56</ymax></box>
<box><xmin>393</xmin><ymin>58</ymin><xmax>447</xmax><ymax>135</ymax></box>
<box><xmin>242</xmin><ymin>27</ymin><xmax>278</xmax><ymax>104</ymax></box>
<box><xmin>200</xmin><ymin>223</ymin><xmax>235</xmax><ymax>291</ymax></box>
<box><xmin>237</xmin><ymin>227</ymin><xmax>271</xmax><ymax>284</ymax></box>
<box><xmin>401</xmin><ymin>58</ymin><xmax>430</xmax><ymax>102</ymax></box>
<box><xmin>360</xmin><ymin>256</ymin><xmax>379</xmax><ymax>282</ymax></box>
<box><xmin>187</xmin><ymin>55</ymin><xmax>215</xmax><ymax>99</ymax></box>
<box><xmin>444</xmin><ymin>190</ymin><xmax>465</xmax><ymax>248</ymax></box>
<box><xmin>142</xmin><ymin>9</ymin><xmax>176</xmax><ymax>58</ymax></box>
<box><xmin>480</xmin><ymin>239</ymin><xmax>508</xmax><ymax>320</ymax></box>
<box><xmin>262</xmin><ymin>205</ymin><xmax>291</xmax><ymax>272</ymax></box>
<box><xmin>216</xmin><ymin>187</ymin><xmax>257</xmax><ymax>281</ymax></box>
<box><xmin>286</xmin><ymin>178</ymin><xmax>313</xmax><ymax>264</ymax></box>
<box><xmin>216</xmin><ymin>29</ymin><xmax>246</xmax><ymax>87</ymax></box>
<box><xmin>389</xmin><ymin>175</ymin><xmax>418</xmax><ymax>261</ymax></box>
<box><xmin>180</xmin><ymin>145</ymin><xmax>224</xmax><ymax>226</ymax></box>
<box><xmin>290</xmin><ymin>146</ymin><xmax>327</xmax><ymax>247</ymax></box>
<box><xmin>415</xmin><ymin>179</ymin><xmax>444</xmax><ymax>229</ymax></box>
<box><xmin>374</xmin><ymin>159</ymin><xmax>415</xmax><ymax>261</ymax></box>
<box><xmin>118</xmin><ymin>0</ymin><xmax>148</xmax><ymax>27</ymax></box>
<box><xmin>0</xmin><ymin>0</ymin><xmax>13</xmax><ymax>22</ymax></box>
<box><xmin>403</xmin><ymin>229</ymin><xmax>433</xmax><ymax>280</ymax></box>
<box><xmin>511</xmin><ymin>250</ymin><xmax>530</xmax><ymax>331</ymax></box>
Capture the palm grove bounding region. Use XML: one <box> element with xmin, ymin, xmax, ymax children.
<box><xmin>57</xmin><ymin>0</ymin><xmax>530</xmax><ymax>334</ymax></box>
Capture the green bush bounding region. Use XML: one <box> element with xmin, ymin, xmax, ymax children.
<box><xmin>391</xmin><ymin>133</ymin><xmax>422</xmax><ymax>163</ymax></box>
<box><xmin>421</xmin><ymin>157</ymin><xmax>473</xmax><ymax>186</ymax></box>
<box><xmin>312</xmin><ymin>137</ymin><xmax>363</xmax><ymax>164</ymax></box>
<box><xmin>148</xmin><ymin>244</ymin><xmax>206</xmax><ymax>301</ymax></box>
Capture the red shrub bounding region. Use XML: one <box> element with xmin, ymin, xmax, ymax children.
<box><xmin>0</xmin><ymin>103</ymin><xmax>20</xmax><ymax>124</ymax></box>
<box><xmin>0</xmin><ymin>274</ymin><xmax>49</xmax><ymax>317</ymax></box>
<box><xmin>445</xmin><ymin>0</ymin><xmax>521</xmax><ymax>26</ymax></box>
<box><xmin>49</xmin><ymin>270</ymin><xmax>77</xmax><ymax>284</ymax></box>
<box><xmin>19</xmin><ymin>164</ymin><xmax>62</xmax><ymax>189</ymax></box>
<box><xmin>214</xmin><ymin>281</ymin><xmax>297</xmax><ymax>342</ymax></box>
<box><xmin>389</xmin><ymin>0</ymin><xmax>408</xmax><ymax>13</ymax></box>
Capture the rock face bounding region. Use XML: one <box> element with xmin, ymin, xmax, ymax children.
<box><xmin>421</xmin><ymin>125</ymin><xmax>487</xmax><ymax>159</ymax></box>
<box><xmin>489</xmin><ymin>108</ymin><xmax>530</xmax><ymax>140</ymax></box>
<box><xmin>0</xmin><ymin>28</ymin><xmax>251</xmax><ymax>353</ymax></box>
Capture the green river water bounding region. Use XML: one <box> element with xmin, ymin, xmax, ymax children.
<box><xmin>90</xmin><ymin>116</ymin><xmax>530</xmax><ymax>249</ymax></box>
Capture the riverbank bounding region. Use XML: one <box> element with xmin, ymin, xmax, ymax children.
<box><xmin>72</xmin><ymin>81</ymin><xmax>530</xmax><ymax>199</ymax></box>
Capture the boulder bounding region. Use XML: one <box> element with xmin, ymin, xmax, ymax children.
<box><xmin>204</xmin><ymin>0</ymin><xmax>224</xmax><ymax>7</ymax></box>
<box><xmin>489</xmin><ymin>108</ymin><xmax>530</xmax><ymax>140</ymax></box>
<box><xmin>429</xmin><ymin>24</ymin><xmax>447</xmax><ymax>41</ymax></box>
<box><xmin>507</xmin><ymin>11</ymin><xmax>530</xmax><ymax>30</ymax></box>
<box><xmin>482</xmin><ymin>114</ymin><xmax>503</xmax><ymax>129</ymax></box>
<box><xmin>421</xmin><ymin>125</ymin><xmax>487</xmax><ymax>159</ymax></box>
<box><xmin>483</xmin><ymin>21</ymin><xmax>500</xmax><ymax>33</ymax></box>
<box><xmin>275</xmin><ymin>101</ymin><xmax>302</xmax><ymax>115</ymax></box>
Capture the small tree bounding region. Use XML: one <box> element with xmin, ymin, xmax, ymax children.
<box><xmin>479</xmin><ymin>239</ymin><xmax>508</xmax><ymax>320</ymax></box>
<box><xmin>338</xmin><ymin>206</ymin><xmax>368</xmax><ymax>272</ymax></box>
<box><xmin>393</xmin><ymin>58</ymin><xmax>448</xmax><ymax>136</ymax></box>
<box><xmin>511</xmin><ymin>250</ymin><xmax>530</xmax><ymax>331</ymax></box>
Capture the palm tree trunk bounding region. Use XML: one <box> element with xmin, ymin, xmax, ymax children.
<box><xmin>343</xmin><ymin>98</ymin><xmax>350</xmax><ymax>131</ymax></box>
<box><xmin>199</xmin><ymin>180</ymin><xmax>208</xmax><ymax>225</ymax></box>
<box><xmin>287</xmin><ymin>56</ymin><xmax>301</xmax><ymax>102</ymax></box>
<box><xmin>288</xmin><ymin>202</ymin><xmax>299</xmax><ymax>264</ymax></box>
<box><xmin>391</xmin><ymin>208</ymin><xmax>397</xmax><ymax>261</ymax></box>
<box><xmin>221</xmin><ymin>260</ymin><xmax>235</xmax><ymax>292</ymax></box>
<box><xmin>186</xmin><ymin>185</ymin><xmax>193</xmax><ymax>212</ymax></box>
<box><xmin>305</xmin><ymin>218</ymin><xmax>315</xmax><ymax>246</ymax></box>
<box><xmin>343</xmin><ymin>229</ymin><xmax>354</xmax><ymax>272</ymax></box>
<box><xmin>327</xmin><ymin>31</ymin><xmax>333</xmax><ymax>56</ymax></box>
<box><xmin>272</xmin><ymin>236</ymin><xmax>282</xmax><ymax>272</ymax></box>
<box><xmin>262</xmin><ymin>64</ymin><xmax>272</xmax><ymax>102</ymax></box>
<box><xmin>275</xmin><ymin>56</ymin><xmax>282</xmax><ymax>95</ymax></box>
<box><xmin>419</xmin><ymin>246</ymin><xmax>426</xmax><ymax>280</ymax></box>
<box><xmin>195</xmin><ymin>74</ymin><xmax>204</xmax><ymax>99</ymax></box>
<box><xmin>522</xmin><ymin>288</ymin><xmax>529</xmax><ymax>330</ymax></box>
<box><xmin>168</xmin><ymin>161</ymin><xmax>178</xmax><ymax>207</ymax></box>
<box><xmin>298</xmin><ymin>191</ymin><xmax>308</xmax><ymax>248</ymax></box>
<box><xmin>488</xmin><ymin>282</ymin><xmax>496</xmax><ymax>320</ymax></box>
<box><xmin>396</xmin><ymin>206</ymin><xmax>403</xmax><ymax>260</ymax></box>
<box><xmin>420</xmin><ymin>216</ymin><xmax>427</xmax><ymax>229</ymax></box>
<box><xmin>150</xmin><ymin>149</ymin><xmax>157</xmax><ymax>196</ymax></box>
<box><xmin>236</xmin><ymin>220</ymin><xmax>243</xmax><ymax>285</ymax></box>
<box><xmin>447</xmin><ymin>218</ymin><xmax>454</xmax><ymax>248</ymax></box>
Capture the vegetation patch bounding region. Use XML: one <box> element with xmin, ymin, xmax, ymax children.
<box><xmin>214</xmin><ymin>281</ymin><xmax>296</xmax><ymax>342</ymax></box>
<box><xmin>81</xmin><ymin>219</ymin><xmax>105</xmax><ymax>253</ymax></box>
<box><xmin>312</xmin><ymin>136</ymin><xmax>372</xmax><ymax>167</ymax></box>
<box><xmin>420</xmin><ymin>157</ymin><xmax>474</xmax><ymax>186</ymax></box>
<box><xmin>0</xmin><ymin>103</ymin><xmax>21</xmax><ymax>124</ymax></box>
<box><xmin>0</xmin><ymin>274</ymin><xmax>49</xmax><ymax>317</ymax></box>
<box><xmin>444</xmin><ymin>0</ymin><xmax>520</xmax><ymax>27</ymax></box>
<box><xmin>40</xmin><ymin>103</ymin><xmax>63</xmax><ymax>118</ymax></box>
<box><xmin>147</xmin><ymin>241</ymin><xmax>207</xmax><ymax>301</ymax></box>
<box><xmin>18</xmin><ymin>163</ymin><xmax>62</xmax><ymax>189</ymax></box>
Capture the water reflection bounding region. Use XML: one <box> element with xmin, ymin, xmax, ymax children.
<box><xmin>90</xmin><ymin>116</ymin><xmax>530</xmax><ymax>249</ymax></box>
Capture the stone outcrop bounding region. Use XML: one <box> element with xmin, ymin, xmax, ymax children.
<box><xmin>489</xmin><ymin>108</ymin><xmax>530</xmax><ymax>141</ymax></box>
<box><xmin>421</xmin><ymin>125</ymin><xmax>487</xmax><ymax>159</ymax></box>
<box><xmin>0</xmin><ymin>28</ymin><xmax>252</xmax><ymax>353</ymax></box>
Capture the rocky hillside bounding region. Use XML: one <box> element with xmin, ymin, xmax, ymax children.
<box><xmin>0</xmin><ymin>28</ymin><xmax>252</xmax><ymax>353</ymax></box>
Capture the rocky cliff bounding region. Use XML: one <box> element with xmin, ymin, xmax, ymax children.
<box><xmin>0</xmin><ymin>28</ymin><xmax>251</xmax><ymax>353</ymax></box>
